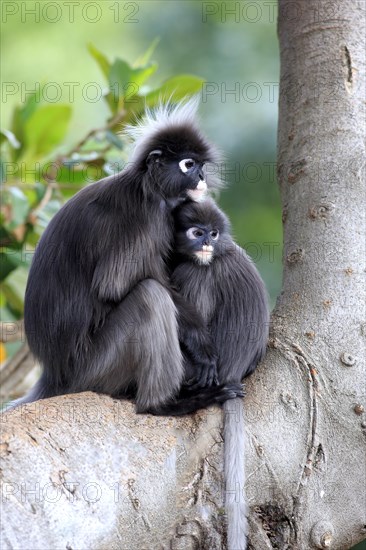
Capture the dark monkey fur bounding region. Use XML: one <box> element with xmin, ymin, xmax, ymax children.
<box><xmin>170</xmin><ymin>197</ymin><xmax>269</xmax><ymax>549</ymax></box>
<box><xmin>10</xmin><ymin>99</ymin><xmax>243</xmax><ymax>413</ymax></box>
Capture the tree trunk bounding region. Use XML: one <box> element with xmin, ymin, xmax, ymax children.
<box><xmin>1</xmin><ymin>1</ymin><xmax>365</xmax><ymax>549</ymax></box>
<box><xmin>258</xmin><ymin>0</ymin><xmax>365</xmax><ymax>547</ymax></box>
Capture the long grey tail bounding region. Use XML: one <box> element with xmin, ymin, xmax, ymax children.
<box><xmin>224</xmin><ymin>397</ymin><xmax>248</xmax><ymax>550</ymax></box>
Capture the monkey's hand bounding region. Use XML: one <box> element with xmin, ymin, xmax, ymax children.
<box><xmin>182</xmin><ymin>348</ymin><xmax>218</xmax><ymax>390</ymax></box>
<box><xmin>185</xmin><ymin>359</ymin><xmax>218</xmax><ymax>389</ymax></box>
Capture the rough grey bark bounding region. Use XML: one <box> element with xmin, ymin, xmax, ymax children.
<box><xmin>1</xmin><ymin>393</ymin><xmax>227</xmax><ymax>550</ymax></box>
<box><xmin>260</xmin><ymin>0</ymin><xmax>366</xmax><ymax>547</ymax></box>
<box><xmin>1</xmin><ymin>1</ymin><xmax>365</xmax><ymax>549</ymax></box>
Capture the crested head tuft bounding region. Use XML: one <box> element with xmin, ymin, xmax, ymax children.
<box><xmin>123</xmin><ymin>96</ymin><xmax>222</xmax><ymax>174</ymax></box>
<box><xmin>124</xmin><ymin>97</ymin><xmax>200</xmax><ymax>158</ymax></box>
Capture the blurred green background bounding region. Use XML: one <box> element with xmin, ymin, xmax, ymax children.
<box><xmin>1</xmin><ymin>0</ymin><xmax>282</xmax><ymax>361</ymax></box>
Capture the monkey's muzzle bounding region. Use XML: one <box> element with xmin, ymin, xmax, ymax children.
<box><xmin>187</xmin><ymin>179</ymin><xmax>207</xmax><ymax>202</ymax></box>
<box><xmin>195</xmin><ymin>244</ymin><xmax>213</xmax><ymax>264</ymax></box>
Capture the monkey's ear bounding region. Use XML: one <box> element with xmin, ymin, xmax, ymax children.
<box><xmin>146</xmin><ymin>149</ymin><xmax>162</xmax><ymax>165</ymax></box>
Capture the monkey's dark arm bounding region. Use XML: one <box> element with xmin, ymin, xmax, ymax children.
<box><xmin>91</xmin><ymin>250</ymin><xmax>145</xmax><ymax>303</ymax></box>
<box><xmin>171</xmin><ymin>289</ymin><xmax>218</xmax><ymax>388</ymax></box>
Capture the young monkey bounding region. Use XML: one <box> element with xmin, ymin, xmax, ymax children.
<box><xmin>171</xmin><ymin>197</ymin><xmax>269</xmax><ymax>550</ymax></box>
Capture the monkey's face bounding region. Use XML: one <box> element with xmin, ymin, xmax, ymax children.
<box><xmin>173</xmin><ymin>198</ymin><xmax>232</xmax><ymax>265</ymax></box>
<box><xmin>176</xmin><ymin>225</ymin><xmax>220</xmax><ymax>265</ymax></box>
<box><xmin>147</xmin><ymin>151</ymin><xmax>208</xmax><ymax>202</ymax></box>
<box><xmin>178</xmin><ymin>158</ymin><xmax>207</xmax><ymax>202</ymax></box>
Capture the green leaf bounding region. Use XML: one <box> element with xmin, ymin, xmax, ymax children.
<box><xmin>0</xmin><ymin>254</ymin><xmax>18</xmax><ymax>281</ymax></box>
<box><xmin>24</xmin><ymin>228</ymin><xmax>41</xmax><ymax>248</ymax></box>
<box><xmin>133</xmin><ymin>64</ymin><xmax>158</xmax><ymax>87</ymax></box>
<box><xmin>23</xmin><ymin>105</ymin><xmax>72</xmax><ymax>158</ymax></box>
<box><xmin>109</xmin><ymin>59</ymin><xmax>133</xmax><ymax>91</ymax></box>
<box><xmin>133</xmin><ymin>38</ymin><xmax>160</xmax><ymax>67</ymax></box>
<box><xmin>10</xmin><ymin>88</ymin><xmax>43</xmax><ymax>159</ymax></box>
<box><xmin>103</xmin><ymin>90</ymin><xmax>119</xmax><ymax>114</ymax></box>
<box><xmin>0</xmin><ymin>158</ymin><xmax>6</xmax><ymax>183</ymax></box>
<box><xmin>12</xmin><ymin>88</ymin><xmax>42</xmax><ymax>132</ymax></box>
<box><xmin>108</xmin><ymin>59</ymin><xmax>131</xmax><ymax>112</ymax></box>
<box><xmin>109</xmin><ymin>60</ymin><xmax>158</xmax><ymax>104</ymax></box>
<box><xmin>88</xmin><ymin>43</ymin><xmax>111</xmax><ymax>79</ymax></box>
<box><xmin>144</xmin><ymin>75</ymin><xmax>205</xmax><ymax>106</ymax></box>
<box><xmin>1</xmin><ymin>277</ymin><xmax>25</xmax><ymax>316</ymax></box>
<box><xmin>0</xmin><ymin>251</ymin><xmax>25</xmax><ymax>281</ymax></box>
<box><xmin>0</xmin><ymin>129</ymin><xmax>20</xmax><ymax>149</ymax></box>
<box><xmin>6</xmin><ymin>187</ymin><xmax>30</xmax><ymax>229</ymax></box>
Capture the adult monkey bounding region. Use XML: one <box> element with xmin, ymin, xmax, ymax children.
<box><xmin>169</xmin><ymin>197</ymin><xmax>270</xmax><ymax>550</ymax></box>
<box><xmin>11</xmin><ymin>98</ymin><xmax>243</xmax><ymax>413</ymax></box>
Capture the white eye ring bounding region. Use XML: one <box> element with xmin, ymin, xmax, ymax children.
<box><xmin>186</xmin><ymin>227</ymin><xmax>202</xmax><ymax>240</ymax></box>
<box><xmin>179</xmin><ymin>159</ymin><xmax>195</xmax><ymax>173</ymax></box>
